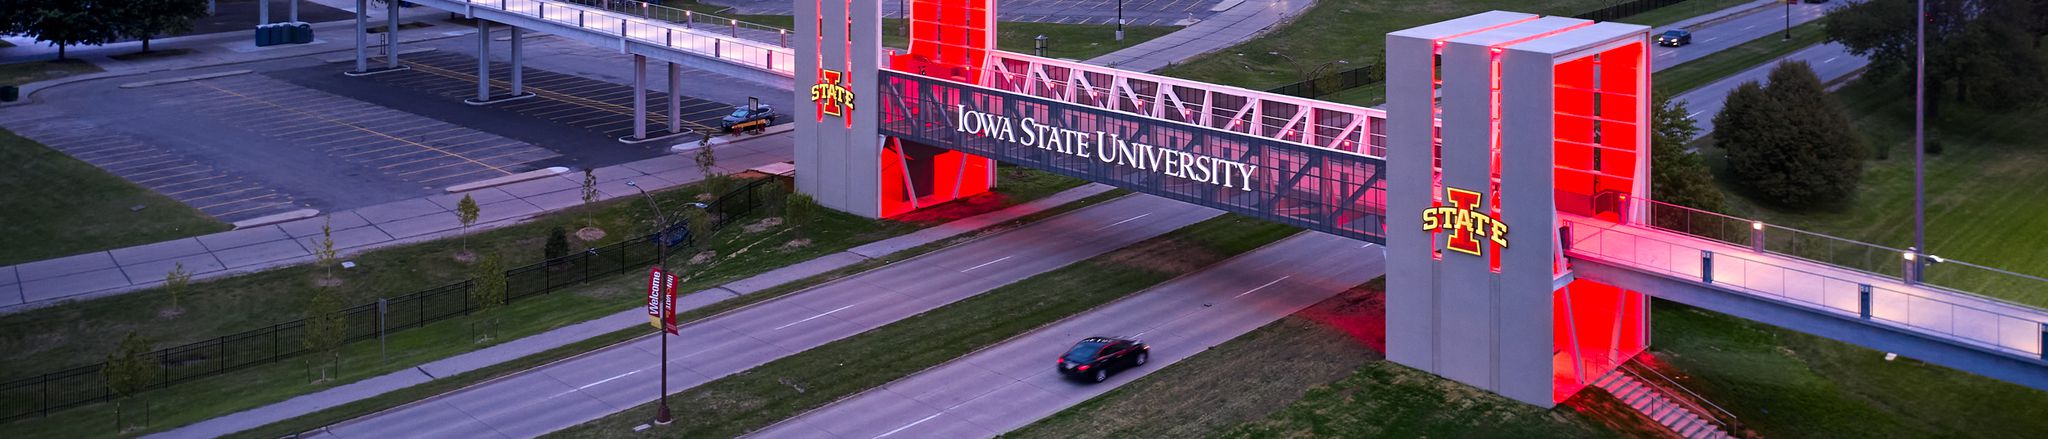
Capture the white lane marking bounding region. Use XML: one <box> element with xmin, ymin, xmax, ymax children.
<box><xmin>1742</xmin><ymin>24</ymin><xmax>1756</xmax><ymax>31</ymax></box>
<box><xmin>581</xmin><ymin>370</ymin><xmax>639</xmax><ymax>390</ymax></box>
<box><xmin>962</xmin><ymin>255</ymin><xmax>1013</xmax><ymax>272</ymax></box>
<box><xmin>873</xmin><ymin>413</ymin><xmax>943</xmax><ymax>439</ymax></box>
<box><xmin>1658</xmin><ymin>51</ymin><xmax>1677</xmax><ymax>57</ymax></box>
<box><xmin>1687</xmin><ymin>110</ymin><xmax>1704</xmax><ymax>119</ymax></box>
<box><xmin>775</xmin><ymin>304</ymin><xmax>858</xmax><ymax>330</ymax></box>
<box><xmin>1235</xmin><ymin>275</ymin><xmax>1292</xmax><ymax>298</ymax></box>
<box><xmin>1823</xmin><ymin>56</ymin><xmax>1840</xmax><ymax>63</ymax></box>
<box><xmin>1094</xmin><ymin>212</ymin><xmax>1153</xmax><ymax>231</ymax></box>
<box><xmin>1703</xmin><ymin>37</ymin><xmax>1720</xmax><ymax>42</ymax></box>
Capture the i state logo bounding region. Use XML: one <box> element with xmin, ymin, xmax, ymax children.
<box><xmin>810</xmin><ymin>69</ymin><xmax>855</xmax><ymax>118</ymax></box>
<box><xmin>1420</xmin><ymin>187</ymin><xmax>1510</xmax><ymax>256</ymax></box>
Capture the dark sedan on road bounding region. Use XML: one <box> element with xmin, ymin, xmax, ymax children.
<box><xmin>1056</xmin><ymin>337</ymin><xmax>1149</xmax><ymax>383</ymax></box>
<box><xmin>1657</xmin><ymin>30</ymin><xmax>1692</xmax><ymax>47</ymax></box>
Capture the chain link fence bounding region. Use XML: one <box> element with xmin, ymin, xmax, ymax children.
<box><xmin>0</xmin><ymin>177</ymin><xmax>784</xmax><ymax>422</ymax></box>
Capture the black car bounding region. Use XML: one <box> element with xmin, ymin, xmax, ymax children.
<box><xmin>720</xmin><ymin>105</ymin><xmax>778</xmax><ymax>134</ymax></box>
<box><xmin>1056</xmin><ymin>337</ymin><xmax>1149</xmax><ymax>383</ymax></box>
<box><xmin>1657</xmin><ymin>30</ymin><xmax>1691</xmax><ymax>47</ymax></box>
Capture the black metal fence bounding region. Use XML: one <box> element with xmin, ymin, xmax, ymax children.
<box><xmin>1265</xmin><ymin>64</ymin><xmax>1381</xmax><ymax>99</ymax></box>
<box><xmin>0</xmin><ymin>177</ymin><xmax>785</xmax><ymax>422</ymax></box>
<box><xmin>1576</xmin><ymin>0</ymin><xmax>1690</xmax><ymax>22</ymax></box>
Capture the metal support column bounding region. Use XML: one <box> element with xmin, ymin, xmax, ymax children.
<box><xmin>385</xmin><ymin>0</ymin><xmax>400</xmax><ymax>69</ymax></box>
<box><xmin>475</xmin><ymin>19</ymin><xmax>492</xmax><ymax>103</ymax></box>
<box><xmin>633</xmin><ymin>55</ymin><xmax>649</xmax><ymax>140</ymax></box>
<box><xmin>260</xmin><ymin>0</ymin><xmax>270</xmax><ymax>25</ymax></box>
<box><xmin>667</xmin><ymin>62</ymin><xmax>682</xmax><ymax>135</ymax></box>
<box><xmin>510</xmin><ymin>27</ymin><xmax>525</xmax><ymax>96</ymax></box>
<box><xmin>354</xmin><ymin>0</ymin><xmax>368</xmax><ymax>73</ymax></box>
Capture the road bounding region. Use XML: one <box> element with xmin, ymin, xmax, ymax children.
<box><xmin>1677</xmin><ymin>42</ymin><xmax>1868</xmax><ymax>136</ymax></box>
<box><xmin>1650</xmin><ymin>0</ymin><xmax>1851</xmax><ymax>72</ymax></box>
<box><xmin>309</xmin><ymin>195</ymin><xmax>1223</xmax><ymax>438</ymax></box>
<box><xmin>748</xmin><ymin>233</ymin><xmax>1385</xmax><ymax>439</ymax></box>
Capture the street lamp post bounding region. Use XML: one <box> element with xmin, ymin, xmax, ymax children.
<box><xmin>1784</xmin><ymin>0</ymin><xmax>1792</xmax><ymax>41</ymax></box>
<box><xmin>1116</xmin><ymin>0</ymin><xmax>1125</xmax><ymax>42</ymax></box>
<box><xmin>1913</xmin><ymin>0</ymin><xmax>1927</xmax><ymax>282</ymax></box>
<box><xmin>625</xmin><ymin>181</ymin><xmax>674</xmax><ymax>425</ymax></box>
<box><xmin>1035</xmin><ymin>34</ymin><xmax>1048</xmax><ymax>57</ymax></box>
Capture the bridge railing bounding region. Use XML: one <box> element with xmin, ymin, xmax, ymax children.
<box><xmin>537</xmin><ymin>0</ymin><xmax>793</xmax><ymax>47</ymax></box>
<box><xmin>1563</xmin><ymin>215</ymin><xmax>2048</xmax><ymax>361</ymax></box>
<box><xmin>463</xmin><ymin>0</ymin><xmax>795</xmax><ymax>75</ymax></box>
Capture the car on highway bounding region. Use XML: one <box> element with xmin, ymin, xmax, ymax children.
<box><xmin>1657</xmin><ymin>30</ymin><xmax>1692</xmax><ymax>47</ymax></box>
<box><xmin>1056</xmin><ymin>337</ymin><xmax>1149</xmax><ymax>383</ymax></box>
<box><xmin>721</xmin><ymin>105</ymin><xmax>778</xmax><ymax>134</ymax></box>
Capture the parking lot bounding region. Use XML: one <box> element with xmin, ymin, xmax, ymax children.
<box><xmin>0</xmin><ymin>111</ymin><xmax>304</xmax><ymax>222</ymax></box>
<box><xmin>366</xmin><ymin>50</ymin><xmax>762</xmax><ymax>141</ymax></box>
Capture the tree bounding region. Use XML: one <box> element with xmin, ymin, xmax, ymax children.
<box><xmin>1716</xmin><ymin>62</ymin><xmax>1866</xmax><ymax>207</ymax></box>
<box><xmin>455</xmin><ymin>194</ymin><xmax>480</xmax><ymax>260</ymax></box>
<box><xmin>783</xmin><ymin>192</ymin><xmax>821</xmax><ymax>234</ymax></box>
<box><xmin>302</xmin><ymin>287</ymin><xmax>347</xmax><ymax>382</ymax></box>
<box><xmin>163</xmin><ymin>262</ymin><xmax>192</xmax><ymax>314</ymax></box>
<box><xmin>101</xmin><ymin>332</ymin><xmax>154</xmax><ymax>432</ymax></box>
<box><xmin>1825</xmin><ymin>0</ymin><xmax>2048</xmax><ymax>114</ymax></box>
<box><xmin>13</xmin><ymin>0</ymin><xmax>121</xmax><ymax>59</ymax></box>
<box><xmin>469</xmin><ymin>253</ymin><xmax>507</xmax><ymax>342</ymax></box>
<box><xmin>544</xmin><ymin>226</ymin><xmax>570</xmax><ymax>261</ymax></box>
<box><xmin>311</xmin><ymin>217</ymin><xmax>339</xmax><ymax>283</ymax></box>
<box><xmin>581</xmin><ymin>168</ymin><xmax>600</xmax><ymax>227</ymax></box>
<box><xmin>1650</xmin><ymin>93</ymin><xmax>1725</xmax><ymax>213</ymax></box>
<box><xmin>111</xmin><ymin>0</ymin><xmax>207</xmax><ymax>53</ymax></box>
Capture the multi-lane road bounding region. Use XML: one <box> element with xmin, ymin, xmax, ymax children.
<box><xmin>1650</xmin><ymin>0</ymin><xmax>1846</xmax><ymax>72</ymax></box>
<box><xmin>749</xmin><ymin>233</ymin><xmax>1384</xmax><ymax>438</ymax></box>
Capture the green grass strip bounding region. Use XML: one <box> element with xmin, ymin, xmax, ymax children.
<box><xmin>1655</xmin><ymin>19</ymin><xmax>1828</xmax><ymax>97</ymax></box>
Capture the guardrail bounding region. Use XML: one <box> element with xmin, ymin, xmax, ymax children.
<box><xmin>0</xmin><ymin>177</ymin><xmax>786</xmax><ymax>422</ymax></box>
<box><xmin>1564</xmin><ymin>195</ymin><xmax>2048</xmax><ymax>362</ymax></box>
<box><xmin>452</xmin><ymin>0</ymin><xmax>796</xmax><ymax>75</ymax></box>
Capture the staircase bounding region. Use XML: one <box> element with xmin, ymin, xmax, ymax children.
<box><xmin>1593</xmin><ymin>370</ymin><xmax>1737</xmax><ymax>439</ymax></box>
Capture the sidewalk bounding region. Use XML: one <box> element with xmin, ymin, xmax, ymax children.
<box><xmin>0</xmin><ymin>137</ymin><xmax>791</xmax><ymax>313</ymax></box>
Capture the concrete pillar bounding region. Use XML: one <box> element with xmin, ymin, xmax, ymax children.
<box><xmin>510</xmin><ymin>27</ymin><xmax>525</xmax><ymax>96</ymax></box>
<box><xmin>667</xmin><ymin>62</ymin><xmax>682</xmax><ymax>135</ymax></box>
<box><xmin>476</xmin><ymin>19</ymin><xmax>492</xmax><ymax>103</ymax></box>
<box><xmin>260</xmin><ymin>0</ymin><xmax>270</xmax><ymax>25</ymax></box>
<box><xmin>290</xmin><ymin>0</ymin><xmax>299</xmax><ymax>22</ymax></box>
<box><xmin>633</xmin><ymin>55</ymin><xmax>648</xmax><ymax>140</ymax></box>
<box><xmin>385</xmin><ymin>0</ymin><xmax>400</xmax><ymax>69</ymax></box>
<box><xmin>354</xmin><ymin>0</ymin><xmax>367</xmax><ymax>73</ymax></box>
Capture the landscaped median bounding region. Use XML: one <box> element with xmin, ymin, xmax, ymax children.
<box><xmin>0</xmin><ymin>165</ymin><xmax>1090</xmax><ymax>438</ymax></box>
<box><xmin>550</xmin><ymin>214</ymin><xmax>1301</xmax><ymax>438</ymax></box>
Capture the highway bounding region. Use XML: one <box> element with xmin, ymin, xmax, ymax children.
<box><xmin>1650</xmin><ymin>0</ymin><xmax>1850</xmax><ymax>72</ymax></box>
<box><xmin>748</xmin><ymin>233</ymin><xmax>1385</xmax><ymax>439</ymax></box>
<box><xmin>309</xmin><ymin>195</ymin><xmax>1222</xmax><ymax>438</ymax></box>
<box><xmin>1677</xmin><ymin>42</ymin><xmax>1869</xmax><ymax>136</ymax></box>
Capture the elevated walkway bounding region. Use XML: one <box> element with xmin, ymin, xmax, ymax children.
<box><xmin>404</xmin><ymin>0</ymin><xmax>795</xmax><ymax>87</ymax></box>
<box><xmin>1562</xmin><ymin>204</ymin><xmax>2048</xmax><ymax>392</ymax></box>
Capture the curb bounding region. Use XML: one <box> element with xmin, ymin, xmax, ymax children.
<box><xmin>671</xmin><ymin>123</ymin><xmax>793</xmax><ymax>153</ymax></box>
<box><xmin>320</xmin><ymin>47</ymin><xmax>438</xmax><ymax>63</ymax></box>
<box><xmin>117</xmin><ymin>69</ymin><xmax>253</xmax><ymax>88</ymax></box>
<box><xmin>444</xmin><ymin>166</ymin><xmax>569</xmax><ymax>193</ymax></box>
<box><xmin>231</xmin><ymin>208</ymin><xmax>322</xmax><ymax>229</ymax></box>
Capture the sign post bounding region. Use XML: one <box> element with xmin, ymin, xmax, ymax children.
<box><xmin>645</xmin><ymin>265</ymin><xmax>678</xmax><ymax>424</ymax></box>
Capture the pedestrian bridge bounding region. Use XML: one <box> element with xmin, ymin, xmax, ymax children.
<box><xmin>404</xmin><ymin>0</ymin><xmax>795</xmax><ymax>85</ymax></box>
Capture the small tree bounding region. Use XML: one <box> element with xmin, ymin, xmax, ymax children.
<box><xmin>1716</xmin><ymin>61</ymin><xmax>1864</xmax><ymax>207</ymax></box>
<box><xmin>469</xmin><ymin>253</ymin><xmax>507</xmax><ymax>342</ymax></box>
<box><xmin>113</xmin><ymin>0</ymin><xmax>208</xmax><ymax>53</ymax></box>
<box><xmin>455</xmin><ymin>194</ymin><xmax>481</xmax><ymax>260</ymax></box>
<box><xmin>302</xmin><ymin>287</ymin><xmax>348</xmax><ymax>382</ymax></box>
<box><xmin>544</xmin><ymin>226</ymin><xmax>570</xmax><ymax>261</ymax></box>
<box><xmin>581</xmin><ymin>168</ymin><xmax>600</xmax><ymax>227</ymax></box>
<box><xmin>311</xmin><ymin>217</ymin><xmax>339</xmax><ymax>283</ymax></box>
<box><xmin>163</xmin><ymin>262</ymin><xmax>192</xmax><ymax>314</ymax></box>
<box><xmin>102</xmin><ymin>332</ymin><xmax>154</xmax><ymax>432</ymax></box>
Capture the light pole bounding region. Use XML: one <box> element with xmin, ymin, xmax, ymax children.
<box><xmin>1913</xmin><ymin>0</ymin><xmax>1927</xmax><ymax>282</ymax></box>
<box><xmin>625</xmin><ymin>180</ymin><xmax>673</xmax><ymax>425</ymax></box>
<box><xmin>1035</xmin><ymin>34</ymin><xmax>1048</xmax><ymax>57</ymax></box>
<box><xmin>1115</xmin><ymin>0</ymin><xmax>1125</xmax><ymax>42</ymax></box>
<box><xmin>1783</xmin><ymin>0</ymin><xmax>1792</xmax><ymax>41</ymax></box>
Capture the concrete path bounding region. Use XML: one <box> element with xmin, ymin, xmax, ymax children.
<box><xmin>749</xmin><ymin>233</ymin><xmax>1385</xmax><ymax>439</ymax></box>
<box><xmin>265</xmin><ymin>196</ymin><xmax>1221</xmax><ymax>439</ymax></box>
<box><xmin>1087</xmin><ymin>0</ymin><xmax>1313</xmax><ymax>72</ymax></box>
<box><xmin>144</xmin><ymin>182</ymin><xmax>1120</xmax><ymax>439</ymax></box>
<box><xmin>1677</xmin><ymin>43</ymin><xmax>1867</xmax><ymax>137</ymax></box>
<box><xmin>0</xmin><ymin>136</ymin><xmax>790</xmax><ymax>313</ymax></box>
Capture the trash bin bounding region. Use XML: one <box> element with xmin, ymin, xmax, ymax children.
<box><xmin>254</xmin><ymin>24</ymin><xmax>272</xmax><ymax>46</ymax></box>
<box><xmin>1</xmin><ymin>85</ymin><xmax>18</xmax><ymax>103</ymax></box>
<box><xmin>293</xmin><ymin>22</ymin><xmax>314</xmax><ymax>44</ymax></box>
<box><xmin>270</xmin><ymin>24</ymin><xmax>289</xmax><ymax>45</ymax></box>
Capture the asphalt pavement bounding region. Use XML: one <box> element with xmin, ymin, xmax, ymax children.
<box><xmin>749</xmin><ymin>232</ymin><xmax>1385</xmax><ymax>439</ymax></box>
<box><xmin>309</xmin><ymin>195</ymin><xmax>1224</xmax><ymax>438</ymax></box>
<box><xmin>1650</xmin><ymin>0</ymin><xmax>1850</xmax><ymax>72</ymax></box>
<box><xmin>1677</xmin><ymin>42</ymin><xmax>1867</xmax><ymax>136</ymax></box>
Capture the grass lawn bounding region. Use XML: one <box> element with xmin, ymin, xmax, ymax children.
<box><xmin>1014</xmin><ymin>279</ymin><xmax>1662</xmax><ymax>439</ymax></box>
<box><xmin>552</xmin><ymin>215</ymin><xmax>1301</xmax><ymax>439</ymax></box>
<box><xmin>1646</xmin><ymin>301</ymin><xmax>2048</xmax><ymax>438</ymax></box>
<box><xmin>0</xmin><ymin>128</ymin><xmax>228</xmax><ymax>266</ymax></box>
<box><xmin>1653</xmin><ymin>19</ymin><xmax>1827</xmax><ymax>97</ymax></box>
<box><xmin>1701</xmin><ymin>79</ymin><xmax>2048</xmax><ymax>307</ymax></box>
<box><xmin>0</xmin><ymin>166</ymin><xmax>1087</xmax><ymax>437</ymax></box>
<box><xmin>0</xmin><ymin>58</ymin><xmax>101</xmax><ymax>86</ymax></box>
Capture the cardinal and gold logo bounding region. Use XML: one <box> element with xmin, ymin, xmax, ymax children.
<box><xmin>810</xmin><ymin>69</ymin><xmax>855</xmax><ymax>118</ymax></box>
<box><xmin>1421</xmin><ymin>187</ymin><xmax>1509</xmax><ymax>256</ymax></box>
